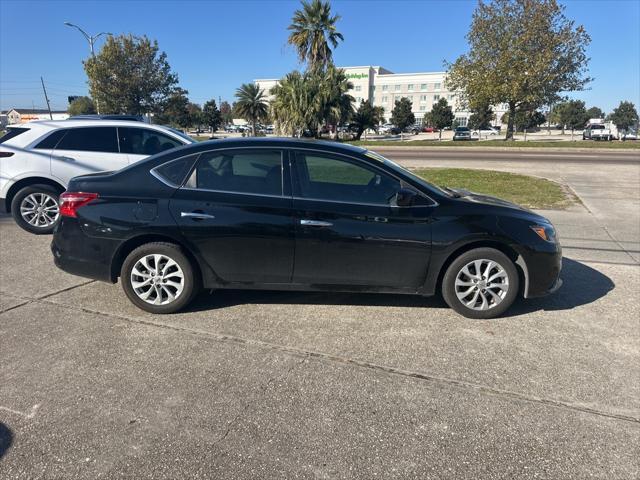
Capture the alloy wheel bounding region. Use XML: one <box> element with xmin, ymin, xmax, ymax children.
<box><xmin>454</xmin><ymin>259</ymin><xmax>509</xmax><ymax>311</ymax></box>
<box><xmin>20</xmin><ymin>193</ymin><xmax>60</xmax><ymax>228</ymax></box>
<box><xmin>130</xmin><ymin>254</ymin><xmax>185</xmax><ymax>305</ymax></box>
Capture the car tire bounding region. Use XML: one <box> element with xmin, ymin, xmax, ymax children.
<box><xmin>11</xmin><ymin>184</ymin><xmax>63</xmax><ymax>235</ymax></box>
<box><xmin>442</xmin><ymin>247</ymin><xmax>519</xmax><ymax>319</ymax></box>
<box><xmin>121</xmin><ymin>242</ymin><xmax>200</xmax><ymax>314</ymax></box>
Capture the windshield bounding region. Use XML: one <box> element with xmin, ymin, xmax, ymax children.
<box><xmin>365</xmin><ymin>150</ymin><xmax>451</xmax><ymax>197</ymax></box>
<box><xmin>165</xmin><ymin>127</ymin><xmax>196</xmax><ymax>143</ymax></box>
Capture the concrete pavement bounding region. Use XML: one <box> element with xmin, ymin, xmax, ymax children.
<box><xmin>1</xmin><ymin>149</ymin><xmax>639</xmax><ymax>478</ymax></box>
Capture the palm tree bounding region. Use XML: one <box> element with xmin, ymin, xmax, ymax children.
<box><xmin>315</xmin><ymin>65</ymin><xmax>354</xmax><ymax>136</ymax></box>
<box><xmin>234</xmin><ymin>83</ymin><xmax>268</xmax><ymax>136</ymax></box>
<box><xmin>351</xmin><ymin>100</ymin><xmax>384</xmax><ymax>140</ymax></box>
<box><xmin>287</xmin><ymin>0</ymin><xmax>343</xmax><ymax>72</ymax></box>
<box><xmin>270</xmin><ymin>71</ymin><xmax>316</xmax><ymax>137</ymax></box>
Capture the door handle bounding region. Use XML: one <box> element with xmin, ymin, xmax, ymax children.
<box><xmin>181</xmin><ymin>212</ymin><xmax>215</xmax><ymax>220</ymax></box>
<box><xmin>61</xmin><ymin>156</ymin><xmax>76</xmax><ymax>162</ymax></box>
<box><xmin>300</xmin><ymin>219</ymin><xmax>333</xmax><ymax>227</ymax></box>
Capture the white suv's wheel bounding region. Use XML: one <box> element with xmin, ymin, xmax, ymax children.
<box><xmin>121</xmin><ymin>242</ymin><xmax>200</xmax><ymax>314</ymax></box>
<box><xmin>11</xmin><ymin>184</ymin><xmax>62</xmax><ymax>235</ymax></box>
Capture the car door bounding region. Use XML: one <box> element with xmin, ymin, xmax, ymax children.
<box><xmin>291</xmin><ymin>150</ymin><xmax>434</xmax><ymax>289</ymax></box>
<box><xmin>118</xmin><ymin>126</ymin><xmax>185</xmax><ymax>164</ymax></box>
<box><xmin>50</xmin><ymin>126</ymin><xmax>128</xmax><ymax>185</ymax></box>
<box><xmin>169</xmin><ymin>148</ymin><xmax>294</xmax><ymax>284</ymax></box>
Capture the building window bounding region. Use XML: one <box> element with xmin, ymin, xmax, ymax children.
<box><xmin>447</xmin><ymin>94</ymin><xmax>454</xmax><ymax>100</ymax></box>
<box><xmin>382</xmin><ymin>85</ymin><xmax>388</xmax><ymax>91</ymax></box>
<box><xmin>434</xmin><ymin>83</ymin><xmax>441</xmax><ymax>90</ymax></box>
<box><xmin>433</xmin><ymin>95</ymin><xmax>440</xmax><ymax>101</ymax></box>
<box><xmin>394</xmin><ymin>84</ymin><xmax>401</xmax><ymax>91</ymax></box>
<box><xmin>420</xmin><ymin>106</ymin><xmax>426</xmax><ymax>111</ymax></box>
<box><xmin>421</xmin><ymin>83</ymin><xmax>427</xmax><ymax>90</ymax></box>
<box><xmin>407</xmin><ymin>84</ymin><xmax>414</xmax><ymax>91</ymax></box>
<box><xmin>382</xmin><ymin>96</ymin><xmax>388</xmax><ymax>103</ymax></box>
<box><xmin>355</xmin><ymin>85</ymin><xmax>361</xmax><ymax>92</ymax></box>
<box><xmin>420</xmin><ymin>95</ymin><xmax>427</xmax><ymax>102</ymax></box>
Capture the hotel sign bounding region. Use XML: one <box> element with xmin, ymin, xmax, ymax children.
<box><xmin>345</xmin><ymin>73</ymin><xmax>369</xmax><ymax>79</ymax></box>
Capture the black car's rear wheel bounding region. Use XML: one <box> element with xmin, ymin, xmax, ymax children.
<box><xmin>442</xmin><ymin>248</ymin><xmax>519</xmax><ymax>319</ymax></box>
<box><xmin>11</xmin><ymin>184</ymin><xmax>62</xmax><ymax>234</ymax></box>
<box><xmin>121</xmin><ymin>242</ymin><xmax>199</xmax><ymax>314</ymax></box>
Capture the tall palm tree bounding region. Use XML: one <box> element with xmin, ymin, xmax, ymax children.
<box><xmin>316</xmin><ymin>65</ymin><xmax>354</xmax><ymax>135</ymax></box>
<box><xmin>287</xmin><ymin>0</ymin><xmax>343</xmax><ymax>72</ymax></box>
<box><xmin>234</xmin><ymin>83</ymin><xmax>268</xmax><ymax>136</ymax></box>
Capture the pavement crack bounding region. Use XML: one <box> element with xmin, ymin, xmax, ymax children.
<box><xmin>32</xmin><ymin>298</ymin><xmax>640</xmax><ymax>426</ymax></box>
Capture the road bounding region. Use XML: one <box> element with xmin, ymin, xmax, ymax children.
<box><xmin>1</xmin><ymin>148</ymin><xmax>639</xmax><ymax>479</ymax></box>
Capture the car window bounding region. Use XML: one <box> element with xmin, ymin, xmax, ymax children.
<box><xmin>55</xmin><ymin>127</ymin><xmax>119</xmax><ymax>153</ymax></box>
<box><xmin>118</xmin><ymin>127</ymin><xmax>183</xmax><ymax>156</ymax></box>
<box><xmin>33</xmin><ymin>129</ymin><xmax>66</xmax><ymax>149</ymax></box>
<box><xmin>186</xmin><ymin>150</ymin><xmax>283</xmax><ymax>196</ymax></box>
<box><xmin>0</xmin><ymin>127</ymin><xmax>30</xmax><ymax>144</ymax></box>
<box><xmin>295</xmin><ymin>152</ymin><xmax>401</xmax><ymax>205</ymax></box>
<box><xmin>152</xmin><ymin>154</ymin><xmax>199</xmax><ymax>187</ymax></box>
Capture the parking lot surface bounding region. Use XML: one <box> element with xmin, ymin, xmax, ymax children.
<box><xmin>1</xmin><ymin>150</ymin><xmax>639</xmax><ymax>479</ymax></box>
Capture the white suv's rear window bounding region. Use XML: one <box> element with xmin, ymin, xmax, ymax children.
<box><xmin>0</xmin><ymin>127</ymin><xmax>29</xmax><ymax>144</ymax></box>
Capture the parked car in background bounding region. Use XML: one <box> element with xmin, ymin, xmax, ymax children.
<box><xmin>52</xmin><ymin>138</ymin><xmax>562</xmax><ymax>319</ymax></box>
<box><xmin>378</xmin><ymin>124</ymin><xmax>394</xmax><ymax>134</ymax></box>
<box><xmin>583</xmin><ymin>119</ymin><xmax>617</xmax><ymax>141</ymax></box>
<box><xmin>0</xmin><ymin>120</ymin><xmax>194</xmax><ymax>234</ymax></box>
<box><xmin>422</xmin><ymin>126</ymin><xmax>439</xmax><ymax>133</ymax></box>
<box><xmin>404</xmin><ymin>125</ymin><xmax>421</xmax><ymax>135</ymax></box>
<box><xmin>453</xmin><ymin>126</ymin><xmax>473</xmax><ymax>141</ymax></box>
<box><xmin>472</xmin><ymin>127</ymin><xmax>499</xmax><ymax>137</ymax></box>
<box><xmin>621</xmin><ymin>130</ymin><xmax>638</xmax><ymax>141</ymax></box>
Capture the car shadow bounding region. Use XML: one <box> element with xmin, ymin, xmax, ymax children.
<box><xmin>184</xmin><ymin>257</ymin><xmax>614</xmax><ymax>317</ymax></box>
<box><xmin>0</xmin><ymin>422</ymin><xmax>13</xmax><ymax>459</ymax></box>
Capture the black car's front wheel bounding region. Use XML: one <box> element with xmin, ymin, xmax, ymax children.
<box><xmin>442</xmin><ymin>248</ymin><xmax>519</xmax><ymax>319</ymax></box>
<box><xmin>121</xmin><ymin>242</ymin><xmax>200</xmax><ymax>314</ymax></box>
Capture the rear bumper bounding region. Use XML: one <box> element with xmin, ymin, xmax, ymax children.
<box><xmin>51</xmin><ymin>217</ymin><xmax>115</xmax><ymax>283</ymax></box>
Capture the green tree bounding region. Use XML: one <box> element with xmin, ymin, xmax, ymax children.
<box><xmin>202</xmin><ymin>99</ymin><xmax>222</xmax><ymax>133</ymax></box>
<box><xmin>234</xmin><ymin>83</ymin><xmax>268</xmax><ymax>136</ymax></box>
<box><xmin>67</xmin><ymin>96</ymin><xmax>96</xmax><ymax>116</ymax></box>
<box><xmin>586</xmin><ymin>106</ymin><xmax>605</xmax><ymax>120</ymax></box>
<box><xmin>351</xmin><ymin>100</ymin><xmax>384</xmax><ymax>140</ymax></box>
<box><xmin>154</xmin><ymin>87</ymin><xmax>190</xmax><ymax>128</ymax></box>
<box><xmin>287</xmin><ymin>0</ymin><xmax>343</xmax><ymax>72</ymax></box>
<box><xmin>468</xmin><ymin>104</ymin><xmax>494</xmax><ymax>130</ymax></box>
<box><xmin>558</xmin><ymin>99</ymin><xmax>587</xmax><ymax>140</ymax></box>
<box><xmin>219</xmin><ymin>101</ymin><xmax>233</xmax><ymax>125</ymax></box>
<box><xmin>270</xmin><ymin>71</ymin><xmax>316</xmax><ymax>137</ymax></box>
<box><xmin>609</xmin><ymin>101</ymin><xmax>639</xmax><ymax>139</ymax></box>
<box><xmin>84</xmin><ymin>34</ymin><xmax>179</xmax><ymax>115</ymax></box>
<box><xmin>501</xmin><ymin>107</ymin><xmax>546</xmax><ymax>132</ymax></box>
<box><xmin>447</xmin><ymin>0</ymin><xmax>591</xmax><ymax>140</ymax></box>
<box><xmin>429</xmin><ymin>98</ymin><xmax>455</xmax><ymax>140</ymax></box>
<box><xmin>391</xmin><ymin>97</ymin><xmax>415</xmax><ymax>133</ymax></box>
<box><xmin>187</xmin><ymin>103</ymin><xmax>203</xmax><ymax>130</ymax></box>
<box><xmin>315</xmin><ymin>65</ymin><xmax>354</xmax><ymax>134</ymax></box>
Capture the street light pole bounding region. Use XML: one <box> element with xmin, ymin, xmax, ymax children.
<box><xmin>64</xmin><ymin>22</ymin><xmax>112</xmax><ymax>114</ymax></box>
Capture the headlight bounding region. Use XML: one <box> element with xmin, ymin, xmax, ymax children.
<box><xmin>531</xmin><ymin>224</ymin><xmax>557</xmax><ymax>243</ymax></box>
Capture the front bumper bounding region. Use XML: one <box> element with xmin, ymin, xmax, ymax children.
<box><xmin>520</xmin><ymin>245</ymin><xmax>563</xmax><ymax>298</ymax></box>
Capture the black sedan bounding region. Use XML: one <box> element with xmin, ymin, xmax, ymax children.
<box><xmin>51</xmin><ymin>138</ymin><xmax>562</xmax><ymax>319</ymax></box>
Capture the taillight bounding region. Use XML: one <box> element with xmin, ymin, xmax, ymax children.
<box><xmin>0</xmin><ymin>152</ymin><xmax>14</xmax><ymax>158</ymax></box>
<box><xmin>59</xmin><ymin>192</ymin><xmax>99</xmax><ymax>218</ymax></box>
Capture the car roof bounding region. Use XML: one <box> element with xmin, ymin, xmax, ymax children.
<box><xmin>12</xmin><ymin>119</ymin><xmax>175</xmax><ymax>131</ymax></box>
<box><xmin>189</xmin><ymin>137</ymin><xmax>367</xmax><ymax>154</ymax></box>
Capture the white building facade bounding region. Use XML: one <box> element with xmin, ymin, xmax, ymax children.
<box><xmin>256</xmin><ymin>65</ymin><xmax>509</xmax><ymax>127</ymax></box>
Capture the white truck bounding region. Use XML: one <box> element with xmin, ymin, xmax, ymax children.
<box><xmin>583</xmin><ymin>118</ymin><xmax>618</xmax><ymax>141</ymax></box>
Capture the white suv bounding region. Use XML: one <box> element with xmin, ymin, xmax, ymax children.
<box><xmin>0</xmin><ymin>119</ymin><xmax>194</xmax><ymax>234</ymax></box>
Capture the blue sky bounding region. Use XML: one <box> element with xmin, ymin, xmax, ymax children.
<box><xmin>1</xmin><ymin>0</ymin><xmax>638</xmax><ymax>113</ymax></box>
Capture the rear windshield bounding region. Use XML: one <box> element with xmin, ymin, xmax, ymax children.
<box><xmin>0</xmin><ymin>127</ymin><xmax>29</xmax><ymax>144</ymax></box>
<box><xmin>455</xmin><ymin>127</ymin><xmax>469</xmax><ymax>132</ymax></box>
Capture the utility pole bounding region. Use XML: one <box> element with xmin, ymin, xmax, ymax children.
<box><xmin>41</xmin><ymin>77</ymin><xmax>53</xmax><ymax>120</ymax></box>
<box><xmin>64</xmin><ymin>22</ymin><xmax>112</xmax><ymax>114</ymax></box>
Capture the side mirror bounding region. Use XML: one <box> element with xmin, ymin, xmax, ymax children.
<box><xmin>395</xmin><ymin>188</ymin><xmax>417</xmax><ymax>207</ymax></box>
